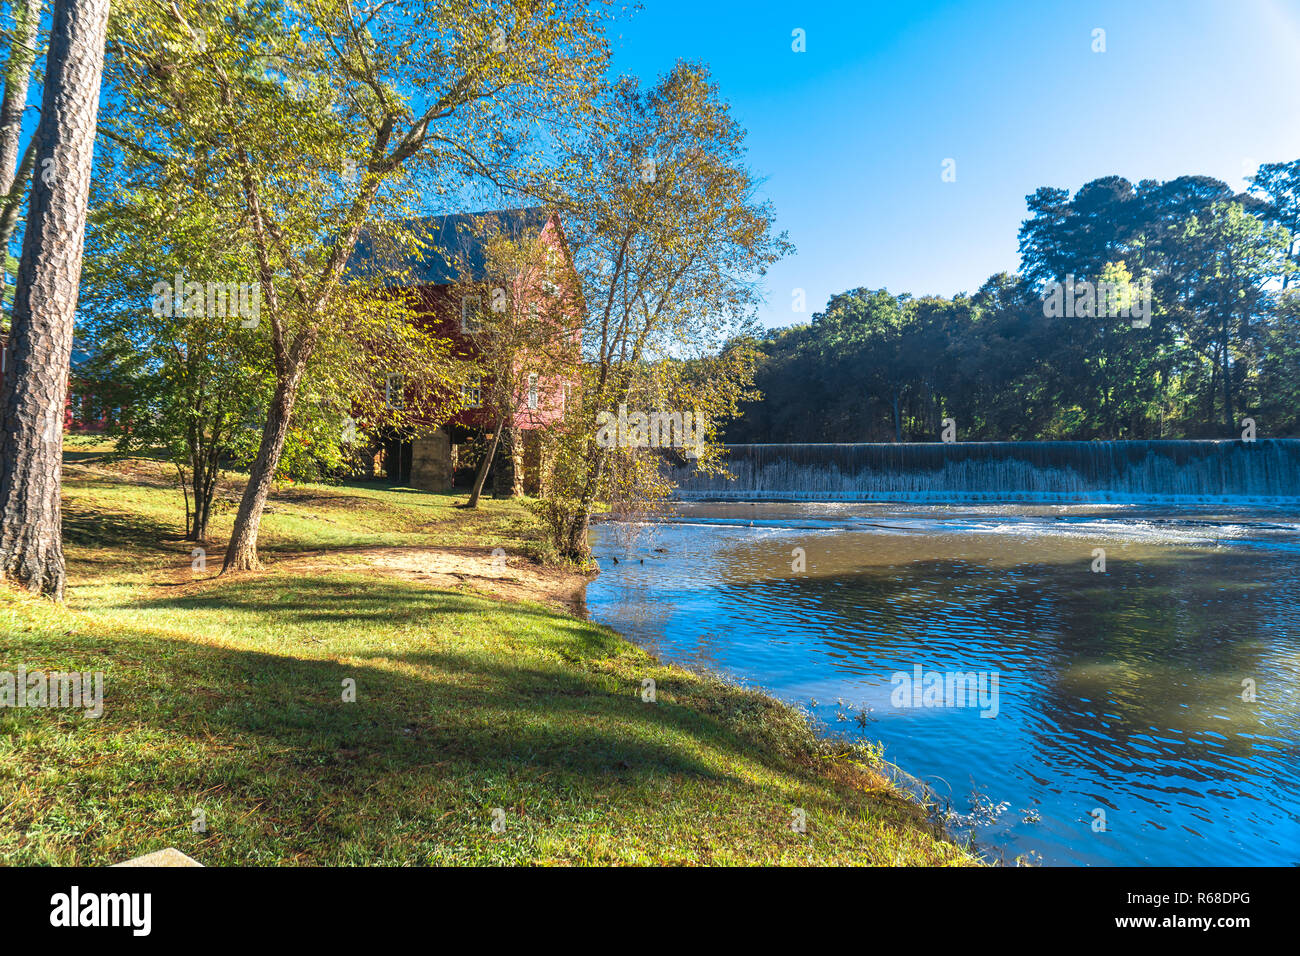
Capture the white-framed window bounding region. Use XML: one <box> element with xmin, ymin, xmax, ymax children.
<box><xmin>461</xmin><ymin>295</ymin><xmax>481</xmax><ymax>333</ymax></box>
<box><xmin>543</xmin><ymin>245</ymin><xmax>560</xmax><ymax>295</ymax></box>
<box><xmin>545</xmin><ymin>245</ymin><xmax>559</xmax><ymax>274</ymax></box>
<box><xmin>527</xmin><ymin>372</ymin><xmax>539</xmax><ymax>410</ymax></box>
<box><xmin>385</xmin><ymin>372</ymin><xmax>403</xmax><ymax>410</ymax></box>
<box><xmin>462</xmin><ymin>374</ymin><xmax>481</xmax><ymax>408</ymax></box>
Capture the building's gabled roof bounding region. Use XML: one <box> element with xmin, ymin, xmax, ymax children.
<box><xmin>0</xmin><ymin>335</ymin><xmax>93</xmax><ymax>372</ymax></box>
<box><xmin>348</xmin><ymin>207</ymin><xmax>552</xmax><ymax>287</ymax></box>
<box><xmin>70</xmin><ymin>339</ymin><xmax>94</xmax><ymax>369</ymax></box>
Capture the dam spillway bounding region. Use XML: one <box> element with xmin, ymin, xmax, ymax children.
<box><xmin>668</xmin><ymin>440</ymin><xmax>1300</xmax><ymax>505</ymax></box>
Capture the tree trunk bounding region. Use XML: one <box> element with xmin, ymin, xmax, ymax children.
<box><xmin>559</xmin><ymin>443</ymin><xmax>607</xmax><ymax>561</ymax></box>
<box><xmin>492</xmin><ymin>424</ymin><xmax>521</xmax><ymax>498</ymax></box>
<box><xmin>0</xmin><ymin>138</ymin><xmax>35</xmax><ymax>252</ymax></box>
<box><xmin>466</xmin><ymin>415</ymin><xmax>504</xmax><ymax>509</ymax></box>
<box><xmin>188</xmin><ymin>420</ymin><xmax>222</xmax><ymax>542</ymax></box>
<box><xmin>1204</xmin><ymin>341</ymin><xmax>1218</xmax><ymax>427</ymax></box>
<box><xmin>0</xmin><ymin>0</ymin><xmax>109</xmax><ymax>600</ymax></box>
<box><xmin>0</xmin><ymin>0</ymin><xmax>41</xmax><ymax>195</ymax></box>
<box><xmin>196</xmin><ymin>440</ymin><xmax>220</xmax><ymax>541</ymax></box>
<box><xmin>1221</xmin><ymin>333</ymin><xmax>1235</xmax><ymax>431</ymax></box>
<box><xmin>562</xmin><ymin>508</ymin><xmax>590</xmax><ymax>557</ymax></box>
<box><xmin>0</xmin><ymin>0</ymin><xmax>41</xmax><ymax>290</ymax></box>
<box><xmin>223</xmin><ymin>375</ymin><xmax>300</xmax><ymax>570</ymax></box>
<box><xmin>188</xmin><ymin>458</ymin><xmax>211</xmax><ymax>541</ymax></box>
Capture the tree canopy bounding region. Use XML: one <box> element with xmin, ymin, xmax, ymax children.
<box><xmin>728</xmin><ymin>169</ymin><xmax>1299</xmax><ymax>443</ymax></box>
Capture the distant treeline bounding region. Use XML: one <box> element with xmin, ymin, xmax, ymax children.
<box><xmin>727</xmin><ymin>165</ymin><xmax>1300</xmax><ymax>443</ymax></box>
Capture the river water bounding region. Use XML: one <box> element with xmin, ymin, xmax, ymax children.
<box><xmin>586</xmin><ymin>502</ymin><xmax>1300</xmax><ymax>866</ymax></box>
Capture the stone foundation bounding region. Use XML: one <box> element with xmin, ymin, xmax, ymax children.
<box><xmin>410</xmin><ymin>427</ymin><xmax>453</xmax><ymax>491</ymax></box>
<box><xmin>522</xmin><ymin>429</ymin><xmax>552</xmax><ymax>497</ymax></box>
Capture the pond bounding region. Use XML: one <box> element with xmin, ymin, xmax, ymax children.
<box><xmin>586</xmin><ymin>502</ymin><xmax>1300</xmax><ymax>866</ymax></box>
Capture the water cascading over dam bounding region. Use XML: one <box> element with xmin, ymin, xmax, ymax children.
<box><xmin>668</xmin><ymin>440</ymin><xmax>1300</xmax><ymax>504</ymax></box>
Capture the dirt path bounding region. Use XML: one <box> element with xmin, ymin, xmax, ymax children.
<box><xmin>280</xmin><ymin>546</ymin><xmax>593</xmax><ymax>615</ymax></box>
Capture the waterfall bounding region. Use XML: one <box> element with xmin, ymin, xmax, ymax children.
<box><xmin>669</xmin><ymin>440</ymin><xmax>1300</xmax><ymax>504</ymax></box>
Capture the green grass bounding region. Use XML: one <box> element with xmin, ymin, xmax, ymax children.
<box><xmin>0</xmin><ymin>451</ymin><xmax>976</xmax><ymax>865</ymax></box>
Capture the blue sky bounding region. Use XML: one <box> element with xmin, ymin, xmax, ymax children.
<box><xmin>609</xmin><ymin>0</ymin><xmax>1300</xmax><ymax>328</ymax></box>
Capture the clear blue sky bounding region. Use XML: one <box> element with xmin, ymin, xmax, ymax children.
<box><xmin>609</xmin><ymin>0</ymin><xmax>1300</xmax><ymax>328</ymax></box>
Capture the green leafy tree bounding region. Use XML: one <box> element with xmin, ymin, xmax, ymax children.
<box><xmin>1175</xmin><ymin>201</ymin><xmax>1292</xmax><ymax>429</ymax></box>
<box><xmin>104</xmin><ymin>0</ymin><xmax>613</xmax><ymax>571</ymax></box>
<box><xmin>80</xmin><ymin>193</ymin><xmax>269</xmax><ymax>541</ymax></box>
<box><xmin>1249</xmin><ymin>159</ymin><xmax>1300</xmax><ymax>287</ymax></box>
<box><xmin>536</xmin><ymin>62</ymin><xmax>789</xmax><ymax>558</ymax></box>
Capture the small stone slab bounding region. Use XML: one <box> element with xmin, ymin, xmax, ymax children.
<box><xmin>112</xmin><ymin>847</ymin><xmax>203</xmax><ymax>867</ymax></box>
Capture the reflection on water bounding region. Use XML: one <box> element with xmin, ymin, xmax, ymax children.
<box><xmin>585</xmin><ymin>502</ymin><xmax>1300</xmax><ymax>866</ymax></box>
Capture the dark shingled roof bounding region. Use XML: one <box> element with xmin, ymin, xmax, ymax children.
<box><xmin>348</xmin><ymin>207</ymin><xmax>551</xmax><ymax>286</ymax></box>
<box><xmin>70</xmin><ymin>340</ymin><xmax>94</xmax><ymax>369</ymax></box>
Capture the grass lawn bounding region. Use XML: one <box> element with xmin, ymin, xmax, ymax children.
<box><xmin>0</xmin><ymin>442</ymin><xmax>976</xmax><ymax>865</ymax></box>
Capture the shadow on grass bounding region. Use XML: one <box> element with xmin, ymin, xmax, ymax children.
<box><xmin>4</xmin><ymin>569</ymin><xmax>952</xmax><ymax>864</ymax></box>
<box><xmin>109</xmin><ymin>576</ymin><xmax>722</xmax><ymax>779</ymax></box>
<box><xmin>100</xmin><ymin>574</ymin><xmax>920</xmax><ymax>811</ymax></box>
<box><xmin>63</xmin><ymin>504</ymin><xmax>181</xmax><ymax>549</ymax></box>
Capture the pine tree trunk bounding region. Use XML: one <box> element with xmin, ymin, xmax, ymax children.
<box><xmin>0</xmin><ymin>0</ymin><xmax>41</xmax><ymax>194</ymax></box>
<box><xmin>0</xmin><ymin>0</ymin><xmax>42</xmax><ymax>281</ymax></box>
<box><xmin>0</xmin><ymin>0</ymin><xmax>109</xmax><ymax>600</ymax></box>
